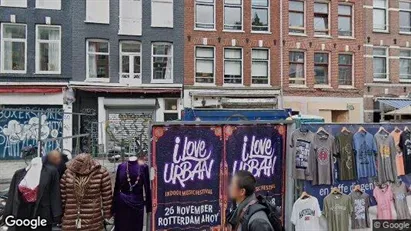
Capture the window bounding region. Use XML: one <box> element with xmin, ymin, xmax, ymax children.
<box><xmin>373</xmin><ymin>48</ymin><xmax>388</xmax><ymax>80</ymax></box>
<box><xmin>119</xmin><ymin>0</ymin><xmax>142</xmax><ymax>35</ymax></box>
<box><xmin>289</xmin><ymin>51</ymin><xmax>305</xmax><ymax>85</ymax></box>
<box><xmin>86</xmin><ymin>0</ymin><xmax>109</xmax><ymax>24</ymax></box>
<box><xmin>252</xmin><ymin>49</ymin><xmax>269</xmax><ymax>84</ymax></box>
<box><xmin>224</xmin><ymin>48</ymin><xmax>242</xmax><ymax>84</ymax></box>
<box><xmin>120</xmin><ymin>42</ymin><xmax>141</xmax><ymax>84</ymax></box>
<box><xmin>152</xmin><ymin>43</ymin><xmax>173</xmax><ymax>82</ymax></box>
<box><xmin>164</xmin><ymin>99</ymin><xmax>179</xmax><ymax>121</ymax></box>
<box><xmin>0</xmin><ymin>0</ymin><xmax>26</xmax><ymax>7</ymax></box>
<box><xmin>314</xmin><ymin>53</ymin><xmax>329</xmax><ymax>85</ymax></box>
<box><xmin>195</xmin><ymin>47</ymin><xmax>214</xmax><ymax>84</ymax></box>
<box><xmin>400</xmin><ymin>50</ymin><xmax>411</xmax><ymax>81</ymax></box>
<box><xmin>152</xmin><ymin>0</ymin><xmax>173</xmax><ymax>28</ymax></box>
<box><xmin>373</xmin><ymin>0</ymin><xmax>387</xmax><ymax>31</ymax></box>
<box><xmin>36</xmin><ymin>25</ymin><xmax>61</xmax><ymax>74</ymax></box>
<box><xmin>1</xmin><ymin>24</ymin><xmax>26</xmax><ymax>73</ymax></box>
<box><xmin>338</xmin><ymin>5</ymin><xmax>352</xmax><ymax>37</ymax></box>
<box><xmin>36</xmin><ymin>0</ymin><xmax>61</xmax><ymax>10</ymax></box>
<box><xmin>314</xmin><ymin>2</ymin><xmax>329</xmax><ymax>35</ymax></box>
<box><xmin>87</xmin><ymin>40</ymin><xmax>109</xmax><ymax>80</ymax></box>
<box><xmin>289</xmin><ymin>0</ymin><xmax>305</xmax><ymax>34</ymax></box>
<box><xmin>338</xmin><ymin>54</ymin><xmax>353</xmax><ymax>85</ymax></box>
<box><xmin>224</xmin><ymin>0</ymin><xmax>242</xmax><ymax>31</ymax></box>
<box><xmin>195</xmin><ymin>0</ymin><xmax>215</xmax><ymax>29</ymax></box>
<box><xmin>252</xmin><ymin>0</ymin><xmax>269</xmax><ymax>32</ymax></box>
<box><xmin>400</xmin><ymin>1</ymin><xmax>411</xmax><ymax>33</ymax></box>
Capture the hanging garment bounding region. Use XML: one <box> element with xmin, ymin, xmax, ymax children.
<box><xmin>323</xmin><ymin>193</ymin><xmax>352</xmax><ymax>231</ymax></box>
<box><xmin>309</xmin><ymin>133</ymin><xmax>336</xmax><ymax>185</ymax></box>
<box><xmin>60</xmin><ymin>154</ymin><xmax>112</xmax><ymax>231</ymax></box>
<box><xmin>349</xmin><ymin>191</ymin><xmax>370</xmax><ymax>229</ymax></box>
<box><xmin>375</xmin><ymin>132</ymin><xmax>397</xmax><ymax>183</ymax></box>
<box><xmin>112</xmin><ymin>161</ymin><xmax>152</xmax><ymax>231</ymax></box>
<box><xmin>374</xmin><ymin>185</ymin><xmax>394</xmax><ymax>220</ymax></box>
<box><xmin>353</xmin><ymin>131</ymin><xmax>377</xmax><ymax>178</ymax></box>
<box><xmin>335</xmin><ymin>132</ymin><xmax>356</xmax><ymax>180</ymax></box>
<box><xmin>399</xmin><ymin>130</ymin><xmax>411</xmax><ymax>174</ymax></box>
<box><xmin>290</xmin><ymin>130</ymin><xmax>315</xmax><ymax>180</ymax></box>
<box><xmin>2</xmin><ymin>165</ymin><xmax>62</xmax><ymax>231</ymax></box>
<box><xmin>290</xmin><ymin>196</ymin><xmax>321</xmax><ymax>231</ymax></box>
<box><xmin>390</xmin><ymin>130</ymin><xmax>405</xmax><ymax>176</ymax></box>
<box><xmin>391</xmin><ymin>182</ymin><xmax>411</xmax><ymax>220</ymax></box>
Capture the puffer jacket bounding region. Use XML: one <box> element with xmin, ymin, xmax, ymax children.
<box><xmin>60</xmin><ymin>154</ymin><xmax>112</xmax><ymax>231</ymax></box>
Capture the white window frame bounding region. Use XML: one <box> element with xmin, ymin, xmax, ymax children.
<box><xmin>151</xmin><ymin>0</ymin><xmax>174</xmax><ymax>28</ymax></box>
<box><xmin>194</xmin><ymin>46</ymin><xmax>215</xmax><ymax>86</ymax></box>
<box><xmin>119</xmin><ymin>41</ymin><xmax>142</xmax><ymax>85</ymax></box>
<box><xmin>151</xmin><ymin>42</ymin><xmax>174</xmax><ymax>83</ymax></box>
<box><xmin>373</xmin><ymin>47</ymin><xmax>389</xmax><ymax>81</ymax></box>
<box><xmin>251</xmin><ymin>48</ymin><xmax>270</xmax><ymax>86</ymax></box>
<box><xmin>338</xmin><ymin>53</ymin><xmax>354</xmax><ymax>87</ymax></box>
<box><xmin>223</xmin><ymin>0</ymin><xmax>243</xmax><ymax>32</ymax></box>
<box><xmin>338</xmin><ymin>3</ymin><xmax>354</xmax><ymax>38</ymax></box>
<box><xmin>223</xmin><ymin>47</ymin><xmax>243</xmax><ymax>86</ymax></box>
<box><xmin>36</xmin><ymin>0</ymin><xmax>61</xmax><ymax>10</ymax></box>
<box><xmin>85</xmin><ymin>0</ymin><xmax>110</xmax><ymax>24</ymax></box>
<box><xmin>0</xmin><ymin>23</ymin><xmax>27</xmax><ymax>74</ymax></box>
<box><xmin>163</xmin><ymin>98</ymin><xmax>180</xmax><ymax>121</ymax></box>
<box><xmin>35</xmin><ymin>25</ymin><xmax>61</xmax><ymax>75</ymax></box>
<box><xmin>86</xmin><ymin>39</ymin><xmax>110</xmax><ymax>82</ymax></box>
<box><xmin>313</xmin><ymin>52</ymin><xmax>330</xmax><ymax>86</ymax></box>
<box><xmin>399</xmin><ymin>49</ymin><xmax>411</xmax><ymax>82</ymax></box>
<box><xmin>288</xmin><ymin>0</ymin><xmax>306</xmax><ymax>35</ymax></box>
<box><xmin>194</xmin><ymin>0</ymin><xmax>216</xmax><ymax>30</ymax></box>
<box><xmin>251</xmin><ymin>0</ymin><xmax>270</xmax><ymax>33</ymax></box>
<box><xmin>119</xmin><ymin>0</ymin><xmax>142</xmax><ymax>35</ymax></box>
<box><xmin>399</xmin><ymin>1</ymin><xmax>411</xmax><ymax>34</ymax></box>
<box><xmin>288</xmin><ymin>50</ymin><xmax>306</xmax><ymax>86</ymax></box>
<box><xmin>373</xmin><ymin>0</ymin><xmax>389</xmax><ymax>32</ymax></box>
<box><xmin>313</xmin><ymin>1</ymin><xmax>331</xmax><ymax>37</ymax></box>
<box><xmin>0</xmin><ymin>0</ymin><xmax>27</xmax><ymax>8</ymax></box>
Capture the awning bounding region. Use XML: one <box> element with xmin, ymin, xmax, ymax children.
<box><xmin>73</xmin><ymin>86</ymin><xmax>180</xmax><ymax>94</ymax></box>
<box><xmin>0</xmin><ymin>87</ymin><xmax>62</xmax><ymax>94</ymax></box>
<box><xmin>377</xmin><ymin>98</ymin><xmax>411</xmax><ymax>109</ymax></box>
<box><xmin>386</xmin><ymin>106</ymin><xmax>411</xmax><ymax>115</ymax></box>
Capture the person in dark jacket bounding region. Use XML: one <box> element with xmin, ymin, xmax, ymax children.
<box><xmin>226</xmin><ymin>170</ymin><xmax>273</xmax><ymax>231</ymax></box>
<box><xmin>42</xmin><ymin>150</ymin><xmax>68</xmax><ymax>179</ymax></box>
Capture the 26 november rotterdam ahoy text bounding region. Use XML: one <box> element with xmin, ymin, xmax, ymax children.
<box><xmin>3</xmin><ymin>216</ymin><xmax>47</xmax><ymax>229</ymax></box>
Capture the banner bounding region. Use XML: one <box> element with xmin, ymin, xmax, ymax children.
<box><xmin>152</xmin><ymin>125</ymin><xmax>224</xmax><ymax>231</ymax></box>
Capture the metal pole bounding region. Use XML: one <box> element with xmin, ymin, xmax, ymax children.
<box><xmin>76</xmin><ymin>114</ymin><xmax>81</xmax><ymax>155</ymax></box>
<box><xmin>37</xmin><ymin>112</ymin><xmax>42</xmax><ymax>157</ymax></box>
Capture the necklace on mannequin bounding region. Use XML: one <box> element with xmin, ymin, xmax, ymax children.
<box><xmin>126</xmin><ymin>161</ymin><xmax>140</xmax><ymax>192</ymax></box>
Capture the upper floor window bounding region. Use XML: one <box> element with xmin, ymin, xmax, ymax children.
<box><xmin>36</xmin><ymin>25</ymin><xmax>61</xmax><ymax>74</ymax></box>
<box><xmin>400</xmin><ymin>50</ymin><xmax>411</xmax><ymax>81</ymax></box>
<box><xmin>152</xmin><ymin>43</ymin><xmax>173</xmax><ymax>83</ymax></box>
<box><xmin>338</xmin><ymin>54</ymin><xmax>353</xmax><ymax>86</ymax></box>
<box><xmin>0</xmin><ymin>0</ymin><xmax>26</xmax><ymax>8</ymax></box>
<box><xmin>289</xmin><ymin>51</ymin><xmax>305</xmax><ymax>85</ymax></box>
<box><xmin>224</xmin><ymin>48</ymin><xmax>242</xmax><ymax>84</ymax></box>
<box><xmin>224</xmin><ymin>0</ymin><xmax>243</xmax><ymax>31</ymax></box>
<box><xmin>252</xmin><ymin>49</ymin><xmax>269</xmax><ymax>85</ymax></box>
<box><xmin>1</xmin><ymin>23</ymin><xmax>26</xmax><ymax>73</ymax></box>
<box><xmin>289</xmin><ymin>0</ymin><xmax>305</xmax><ymax>34</ymax></box>
<box><xmin>119</xmin><ymin>0</ymin><xmax>142</xmax><ymax>35</ymax></box>
<box><xmin>120</xmin><ymin>41</ymin><xmax>141</xmax><ymax>84</ymax></box>
<box><xmin>87</xmin><ymin>40</ymin><xmax>109</xmax><ymax>80</ymax></box>
<box><xmin>86</xmin><ymin>0</ymin><xmax>109</xmax><ymax>24</ymax></box>
<box><xmin>314</xmin><ymin>2</ymin><xmax>329</xmax><ymax>36</ymax></box>
<box><xmin>195</xmin><ymin>46</ymin><xmax>215</xmax><ymax>84</ymax></box>
<box><xmin>152</xmin><ymin>0</ymin><xmax>173</xmax><ymax>28</ymax></box>
<box><xmin>338</xmin><ymin>4</ymin><xmax>353</xmax><ymax>37</ymax></box>
<box><xmin>36</xmin><ymin>0</ymin><xmax>61</xmax><ymax>10</ymax></box>
<box><xmin>373</xmin><ymin>0</ymin><xmax>388</xmax><ymax>31</ymax></box>
<box><xmin>400</xmin><ymin>1</ymin><xmax>411</xmax><ymax>33</ymax></box>
<box><xmin>314</xmin><ymin>53</ymin><xmax>329</xmax><ymax>85</ymax></box>
<box><xmin>373</xmin><ymin>48</ymin><xmax>388</xmax><ymax>81</ymax></box>
<box><xmin>195</xmin><ymin>0</ymin><xmax>215</xmax><ymax>29</ymax></box>
<box><xmin>251</xmin><ymin>0</ymin><xmax>269</xmax><ymax>32</ymax></box>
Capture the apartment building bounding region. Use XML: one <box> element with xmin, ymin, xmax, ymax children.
<box><xmin>183</xmin><ymin>0</ymin><xmax>281</xmax><ymax>109</ymax></box>
<box><xmin>364</xmin><ymin>0</ymin><xmax>411</xmax><ymax>122</ymax></box>
<box><xmin>282</xmin><ymin>0</ymin><xmax>365</xmax><ymax>122</ymax></box>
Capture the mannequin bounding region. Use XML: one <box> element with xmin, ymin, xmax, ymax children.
<box><xmin>2</xmin><ymin>157</ymin><xmax>62</xmax><ymax>231</ymax></box>
<box><xmin>112</xmin><ymin>155</ymin><xmax>152</xmax><ymax>231</ymax></box>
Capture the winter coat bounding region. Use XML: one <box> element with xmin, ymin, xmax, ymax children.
<box><xmin>60</xmin><ymin>154</ymin><xmax>112</xmax><ymax>231</ymax></box>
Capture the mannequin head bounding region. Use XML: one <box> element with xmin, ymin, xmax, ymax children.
<box><xmin>47</xmin><ymin>150</ymin><xmax>63</xmax><ymax>167</ymax></box>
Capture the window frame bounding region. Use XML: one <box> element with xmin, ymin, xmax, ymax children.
<box><xmin>151</xmin><ymin>0</ymin><xmax>174</xmax><ymax>28</ymax></box>
<box><xmin>86</xmin><ymin>39</ymin><xmax>110</xmax><ymax>82</ymax></box>
<box><xmin>313</xmin><ymin>52</ymin><xmax>330</xmax><ymax>85</ymax></box>
<box><xmin>399</xmin><ymin>49</ymin><xmax>411</xmax><ymax>82</ymax></box>
<box><xmin>194</xmin><ymin>46</ymin><xmax>215</xmax><ymax>85</ymax></box>
<box><xmin>288</xmin><ymin>0</ymin><xmax>306</xmax><ymax>35</ymax></box>
<box><xmin>338</xmin><ymin>53</ymin><xmax>354</xmax><ymax>87</ymax></box>
<box><xmin>35</xmin><ymin>25</ymin><xmax>61</xmax><ymax>75</ymax></box>
<box><xmin>314</xmin><ymin>1</ymin><xmax>330</xmax><ymax>36</ymax></box>
<box><xmin>194</xmin><ymin>0</ymin><xmax>216</xmax><ymax>30</ymax></box>
<box><xmin>373</xmin><ymin>0</ymin><xmax>388</xmax><ymax>32</ymax></box>
<box><xmin>223</xmin><ymin>47</ymin><xmax>243</xmax><ymax>85</ymax></box>
<box><xmin>163</xmin><ymin>98</ymin><xmax>180</xmax><ymax>121</ymax></box>
<box><xmin>0</xmin><ymin>0</ymin><xmax>27</xmax><ymax>8</ymax></box>
<box><xmin>36</xmin><ymin>0</ymin><xmax>61</xmax><ymax>10</ymax></box>
<box><xmin>223</xmin><ymin>0</ymin><xmax>243</xmax><ymax>32</ymax></box>
<box><xmin>0</xmin><ymin>23</ymin><xmax>27</xmax><ymax>74</ymax></box>
<box><xmin>338</xmin><ymin>3</ymin><xmax>354</xmax><ymax>38</ymax></box>
<box><xmin>151</xmin><ymin>42</ymin><xmax>174</xmax><ymax>83</ymax></box>
<box><xmin>399</xmin><ymin>1</ymin><xmax>411</xmax><ymax>34</ymax></box>
<box><xmin>119</xmin><ymin>41</ymin><xmax>142</xmax><ymax>85</ymax></box>
<box><xmin>372</xmin><ymin>47</ymin><xmax>389</xmax><ymax>81</ymax></box>
<box><xmin>85</xmin><ymin>0</ymin><xmax>110</xmax><ymax>24</ymax></box>
<box><xmin>251</xmin><ymin>0</ymin><xmax>270</xmax><ymax>33</ymax></box>
<box><xmin>288</xmin><ymin>50</ymin><xmax>306</xmax><ymax>86</ymax></box>
<box><xmin>251</xmin><ymin>48</ymin><xmax>270</xmax><ymax>86</ymax></box>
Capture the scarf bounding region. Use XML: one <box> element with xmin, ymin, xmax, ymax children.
<box><xmin>227</xmin><ymin>194</ymin><xmax>257</xmax><ymax>228</ymax></box>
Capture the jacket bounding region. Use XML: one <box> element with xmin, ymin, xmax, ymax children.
<box><xmin>42</xmin><ymin>153</ymin><xmax>69</xmax><ymax>179</ymax></box>
<box><xmin>60</xmin><ymin>154</ymin><xmax>112</xmax><ymax>231</ymax></box>
<box><xmin>2</xmin><ymin>165</ymin><xmax>62</xmax><ymax>231</ymax></box>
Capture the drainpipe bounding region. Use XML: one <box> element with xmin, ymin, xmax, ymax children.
<box><xmin>279</xmin><ymin>0</ymin><xmax>284</xmax><ymax>109</ymax></box>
